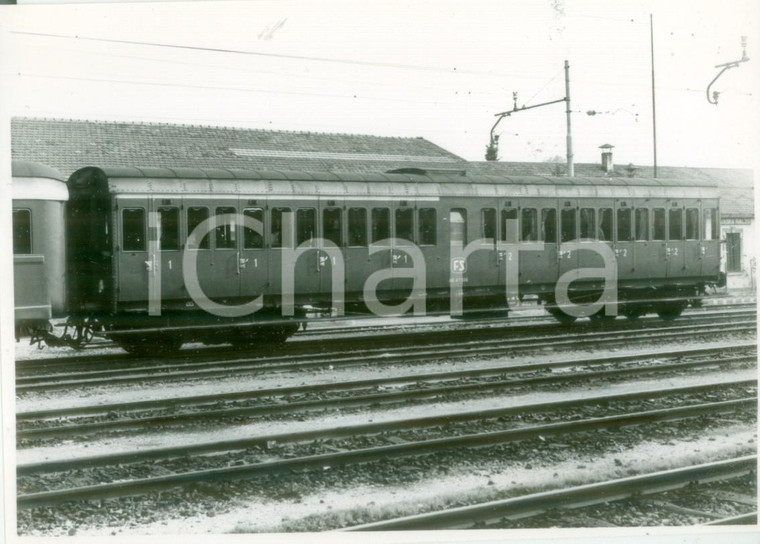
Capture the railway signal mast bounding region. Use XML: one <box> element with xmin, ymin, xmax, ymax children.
<box><xmin>486</xmin><ymin>60</ymin><xmax>574</xmax><ymax>177</ymax></box>
<box><xmin>706</xmin><ymin>36</ymin><xmax>749</xmax><ymax>105</ymax></box>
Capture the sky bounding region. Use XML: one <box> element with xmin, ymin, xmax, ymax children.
<box><xmin>2</xmin><ymin>1</ymin><xmax>759</xmax><ymax>167</ymax></box>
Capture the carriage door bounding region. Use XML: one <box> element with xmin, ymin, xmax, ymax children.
<box><xmin>418</xmin><ymin>203</ymin><xmax>444</xmax><ymax>290</ymax></box>
<box><xmin>682</xmin><ymin>200</ymin><xmax>702</xmax><ymax>279</ymax></box>
<box><xmin>239</xmin><ymin>199</ymin><xmax>268</xmax><ymax>305</ymax></box>
<box><xmin>319</xmin><ymin>200</ymin><xmax>345</xmax><ymax>307</ymax></box>
<box><xmin>519</xmin><ymin>199</ymin><xmax>557</xmax><ymax>292</ymax></box>
<box><xmin>117</xmin><ymin>196</ymin><xmax>151</xmax><ymax>304</ymax></box>
<box><xmin>368</xmin><ymin>206</ymin><xmax>393</xmax><ymax>306</ymax></box>
<box><xmin>665</xmin><ymin>200</ymin><xmax>686</xmax><ymax>279</ymax></box>
<box><xmin>208</xmin><ymin>199</ymin><xmax>242</xmax><ymax>302</ymax></box>
<box><xmin>498</xmin><ymin>203</ymin><xmax>519</xmax><ymax>297</ymax></box>
<box><xmin>344</xmin><ymin>202</ymin><xmax>372</xmax><ymax>301</ymax></box>
<box><xmin>558</xmin><ymin>200</ymin><xmax>579</xmax><ymax>277</ymax></box>
<box><xmin>614</xmin><ymin>201</ymin><xmax>634</xmax><ymax>282</ymax></box>
<box><xmin>392</xmin><ymin>202</ymin><xmax>418</xmax><ymax>299</ymax></box>
<box><xmin>151</xmin><ymin>198</ymin><xmax>184</xmax><ymax>304</ymax></box>
<box><xmin>701</xmin><ymin>204</ymin><xmax>720</xmax><ymax>278</ymax></box>
<box><xmin>464</xmin><ymin>205</ymin><xmax>499</xmax><ymax>290</ymax></box>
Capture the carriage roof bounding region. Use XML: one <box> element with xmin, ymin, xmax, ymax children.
<box><xmin>67</xmin><ymin>165</ymin><xmax>720</xmax><ymax>201</ymax></box>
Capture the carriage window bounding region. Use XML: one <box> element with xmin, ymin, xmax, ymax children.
<box><xmin>579</xmin><ymin>208</ymin><xmax>595</xmax><ymax>239</ymax></box>
<box><xmin>704</xmin><ymin>209</ymin><xmax>718</xmax><ymax>241</ymax></box>
<box><xmin>12</xmin><ymin>209</ymin><xmax>32</xmax><ymax>254</ymax></box>
<box><xmin>501</xmin><ymin>208</ymin><xmax>518</xmax><ymax>242</ymax></box>
<box><xmin>685</xmin><ymin>208</ymin><xmax>699</xmax><ymax>240</ymax></box>
<box><xmin>635</xmin><ymin>208</ymin><xmax>649</xmax><ymax>241</ymax></box>
<box><xmin>599</xmin><ymin>208</ymin><xmax>613</xmax><ymax>242</ymax></box>
<box><xmin>271</xmin><ymin>207</ymin><xmax>291</xmax><ymax>248</ymax></box>
<box><xmin>450</xmin><ymin>208</ymin><xmax>466</xmax><ymax>245</ymax></box>
<box><xmin>158</xmin><ymin>207</ymin><xmax>180</xmax><ymax>250</ymax></box>
<box><xmin>371</xmin><ymin>208</ymin><xmax>390</xmax><ymax>243</ymax></box>
<box><xmin>653</xmin><ymin>208</ymin><xmax>666</xmax><ymax>241</ymax></box>
<box><xmin>617</xmin><ymin>208</ymin><xmax>632</xmax><ymax>242</ymax></box>
<box><xmin>560</xmin><ymin>208</ymin><xmax>577</xmax><ymax>243</ymax></box>
<box><xmin>214</xmin><ymin>206</ymin><xmax>237</xmax><ymax>249</ymax></box>
<box><xmin>243</xmin><ymin>208</ymin><xmax>264</xmax><ymax>249</ymax></box>
<box><xmin>668</xmin><ymin>208</ymin><xmax>683</xmax><ymax>241</ymax></box>
<box><xmin>187</xmin><ymin>207</ymin><xmax>210</xmax><ymax>249</ymax></box>
<box><xmin>481</xmin><ymin>208</ymin><xmax>496</xmax><ymax>242</ymax></box>
<box><xmin>521</xmin><ymin>208</ymin><xmax>538</xmax><ymax>241</ymax></box>
<box><xmin>542</xmin><ymin>208</ymin><xmax>557</xmax><ymax>243</ymax></box>
<box><xmin>418</xmin><ymin>208</ymin><xmax>437</xmax><ymax>245</ymax></box>
<box><xmin>297</xmin><ymin>208</ymin><xmax>317</xmax><ymax>246</ymax></box>
<box><xmin>323</xmin><ymin>208</ymin><xmax>342</xmax><ymax>246</ymax></box>
<box><xmin>348</xmin><ymin>208</ymin><xmax>367</xmax><ymax>247</ymax></box>
<box><xmin>122</xmin><ymin>208</ymin><xmax>146</xmax><ymax>251</ymax></box>
<box><xmin>395</xmin><ymin>208</ymin><xmax>414</xmax><ymax>244</ymax></box>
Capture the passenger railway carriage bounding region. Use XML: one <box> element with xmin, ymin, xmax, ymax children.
<box><xmin>56</xmin><ymin>165</ymin><xmax>722</xmax><ymax>354</ymax></box>
<box><xmin>11</xmin><ymin>161</ymin><xmax>69</xmax><ymax>339</ymax></box>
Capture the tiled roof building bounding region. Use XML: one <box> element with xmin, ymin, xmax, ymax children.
<box><xmin>11</xmin><ymin>117</ymin><xmax>753</xmax><ymax>219</ymax></box>
<box><xmin>466</xmin><ymin>160</ymin><xmax>754</xmax><ymax>218</ymax></box>
<box><xmin>11</xmin><ymin>117</ymin><xmax>466</xmax><ymax>178</ymax></box>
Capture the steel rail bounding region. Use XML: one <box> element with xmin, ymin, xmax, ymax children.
<box><xmin>16</xmin><ymin>346</ymin><xmax>756</xmax><ymax>440</ymax></box>
<box><xmin>17</xmin><ymin>379</ymin><xmax>755</xmax><ymax>476</ymax></box>
<box><xmin>16</xmin><ymin>398</ymin><xmax>755</xmax><ymax>507</ymax></box>
<box><xmin>15</xmin><ymin>319</ymin><xmax>757</xmax><ymax>393</ymax></box>
<box><xmin>704</xmin><ymin>512</ymin><xmax>758</xmax><ymax>525</ymax></box>
<box><xmin>342</xmin><ymin>455</ymin><xmax>758</xmax><ymax>530</ymax></box>
<box><xmin>16</xmin><ymin>306</ymin><xmax>755</xmax><ymax>370</ymax></box>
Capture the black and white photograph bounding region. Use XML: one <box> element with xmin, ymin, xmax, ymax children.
<box><xmin>1</xmin><ymin>0</ymin><xmax>758</xmax><ymax>542</ymax></box>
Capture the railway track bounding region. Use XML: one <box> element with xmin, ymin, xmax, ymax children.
<box><xmin>15</xmin><ymin>312</ymin><xmax>757</xmax><ymax>392</ymax></box>
<box><xmin>16</xmin><ymin>304</ymin><xmax>755</xmax><ymax>370</ymax></box>
<box><xmin>17</xmin><ymin>376</ymin><xmax>756</xmax><ymax>507</ymax></box>
<box><xmin>342</xmin><ymin>456</ymin><xmax>757</xmax><ymax>530</ymax></box>
<box><xmin>16</xmin><ymin>343</ymin><xmax>756</xmax><ymax>441</ymax></box>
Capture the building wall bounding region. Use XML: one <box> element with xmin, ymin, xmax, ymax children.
<box><xmin>721</xmin><ymin>218</ymin><xmax>756</xmax><ymax>292</ymax></box>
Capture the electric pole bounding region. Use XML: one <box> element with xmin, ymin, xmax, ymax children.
<box><xmin>487</xmin><ymin>60</ymin><xmax>574</xmax><ymax>177</ymax></box>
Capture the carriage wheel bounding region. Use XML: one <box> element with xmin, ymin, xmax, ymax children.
<box><xmin>116</xmin><ymin>334</ymin><xmax>183</xmax><ymax>357</ymax></box>
<box><xmin>656</xmin><ymin>301</ymin><xmax>687</xmax><ymax>321</ymax></box>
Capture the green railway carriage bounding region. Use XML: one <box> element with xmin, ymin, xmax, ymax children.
<box><xmin>63</xmin><ymin>165</ymin><xmax>722</xmax><ymax>354</ymax></box>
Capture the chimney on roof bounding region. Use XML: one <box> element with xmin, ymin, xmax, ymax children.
<box><xmin>599</xmin><ymin>143</ymin><xmax>614</xmax><ymax>173</ymax></box>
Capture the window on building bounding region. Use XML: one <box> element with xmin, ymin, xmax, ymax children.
<box><xmin>685</xmin><ymin>208</ymin><xmax>700</xmax><ymax>240</ymax></box>
<box><xmin>653</xmin><ymin>208</ymin><xmax>666</xmax><ymax>241</ymax></box>
<box><xmin>669</xmin><ymin>208</ymin><xmax>683</xmax><ymax>241</ymax></box>
<box><xmin>542</xmin><ymin>208</ymin><xmax>557</xmax><ymax>243</ymax></box>
<box><xmin>348</xmin><ymin>208</ymin><xmax>367</xmax><ymax>247</ymax></box>
<box><xmin>501</xmin><ymin>208</ymin><xmax>518</xmax><ymax>242</ymax></box>
<box><xmin>371</xmin><ymin>208</ymin><xmax>390</xmax><ymax>243</ymax></box>
<box><xmin>599</xmin><ymin>208</ymin><xmax>613</xmax><ymax>242</ymax></box>
<box><xmin>635</xmin><ymin>208</ymin><xmax>649</xmax><ymax>241</ymax></box>
<box><xmin>271</xmin><ymin>207</ymin><xmax>291</xmax><ymax>248</ymax></box>
<box><xmin>726</xmin><ymin>232</ymin><xmax>742</xmax><ymax>272</ymax></box>
<box><xmin>579</xmin><ymin>208</ymin><xmax>595</xmax><ymax>239</ymax></box>
<box><xmin>561</xmin><ymin>208</ymin><xmax>577</xmax><ymax>243</ymax></box>
<box><xmin>521</xmin><ymin>208</ymin><xmax>538</xmax><ymax>241</ymax></box>
<box><xmin>617</xmin><ymin>208</ymin><xmax>632</xmax><ymax>242</ymax></box>
<box><xmin>323</xmin><ymin>208</ymin><xmax>342</xmax><ymax>246</ymax></box>
<box><xmin>122</xmin><ymin>208</ymin><xmax>146</xmax><ymax>251</ymax></box>
<box><xmin>481</xmin><ymin>208</ymin><xmax>496</xmax><ymax>242</ymax></box>
<box><xmin>395</xmin><ymin>208</ymin><xmax>414</xmax><ymax>244</ymax></box>
<box><xmin>243</xmin><ymin>208</ymin><xmax>264</xmax><ymax>249</ymax></box>
<box><xmin>12</xmin><ymin>209</ymin><xmax>32</xmax><ymax>254</ymax></box>
<box><xmin>297</xmin><ymin>208</ymin><xmax>317</xmax><ymax>246</ymax></box>
<box><xmin>418</xmin><ymin>208</ymin><xmax>437</xmax><ymax>245</ymax></box>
